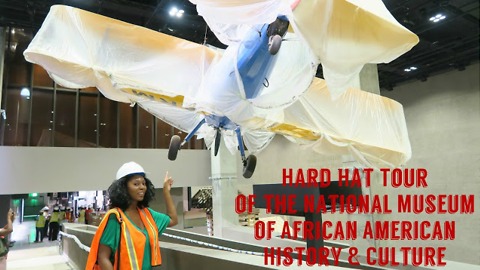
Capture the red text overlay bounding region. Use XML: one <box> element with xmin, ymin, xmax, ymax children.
<box><xmin>234</xmin><ymin>167</ymin><xmax>476</xmax><ymax>267</ymax></box>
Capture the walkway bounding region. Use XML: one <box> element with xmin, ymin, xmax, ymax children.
<box><xmin>5</xmin><ymin>220</ymin><xmax>74</xmax><ymax>270</ymax></box>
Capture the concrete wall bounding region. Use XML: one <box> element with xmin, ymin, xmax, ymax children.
<box><xmin>0</xmin><ymin>147</ymin><xmax>212</xmax><ymax>194</ymax></box>
<box><xmin>62</xmin><ymin>224</ymin><xmax>96</xmax><ymax>270</ymax></box>
<box><xmin>61</xmin><ymin>223</ymin><xmax>353</xmax><ymax>270</ymax></box>
<box><xmin>382</xmin><ymin>63</ymin><xmax>480</xmax><ymax>265</ymax></box>
<box><xmin>150</xmin><ymin>187</ymin><xmax>185</xmax><ymax>229</ymax></box>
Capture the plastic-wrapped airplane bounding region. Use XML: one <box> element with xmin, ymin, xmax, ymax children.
<box><xmin>24</xmin><ymin>0</ymin><xmax>419</xmax><ymax>178</ymax></box>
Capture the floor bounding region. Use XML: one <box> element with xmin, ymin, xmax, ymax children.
<box><xmin>5</xmin><ymin>220</ymin><xmax>75</xmax><ymax>270</ymax></box>
<box><xmin>3</xmin><ymin>219</ymin><xmax>209</xmax><ymax>270</ymax></box>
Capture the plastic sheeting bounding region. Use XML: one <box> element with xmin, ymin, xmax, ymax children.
<box><xmin>272</xmin><ymin>78</ymin><xmax>411</xmax><ymax>167</ymax></box>
<box><xmin>23</xmin><ymin>5</ymin><xmax>219</xmax><ymax>104</ymax></box>
<box><xmin>190</xmin><ymin>0</ymin><xmax>289</xmax><ymax>45</ymax></box>
<box><xmin>190</xmin><ymin>30</ymin><xmax>317</xmax><ymax>124</ymax></box>
<box><xmin>24</xmin><ymin>5</ymin><xmax>412</xmax><ymax>168</ymax></box>
<box><xmin>190</xmin><ymin>0</ymin><xmax>419</xmax><ymax>98</ymax></box>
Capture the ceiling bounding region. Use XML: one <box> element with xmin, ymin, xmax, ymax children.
<box><xmin>1</xmin><ymin>0</ymin><xmax>479</xmax><ymax>91</ymax></box>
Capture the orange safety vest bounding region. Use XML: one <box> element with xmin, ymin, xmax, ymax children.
<box><xmin>85</xmin><ymin>207</ymin><xmax>162</xmax><ymax>269</ymax></box>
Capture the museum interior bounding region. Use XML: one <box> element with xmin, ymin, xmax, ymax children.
<box><xmin>0</xmin><ymin>0</ymin><xmax>478</xmax><ymax>269</ymax></box>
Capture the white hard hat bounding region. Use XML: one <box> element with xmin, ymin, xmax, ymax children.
<box><xmin>116</xmin><ymin>161</ymin><xmax>145</xmax><ymax>180</ymax></box>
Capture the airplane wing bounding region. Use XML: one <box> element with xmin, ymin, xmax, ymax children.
<box><xmin>23</xmin><ymin>5</ymin><xmax>221</xmax><ymax>146</ymax></box>
<box><xmin>189</xmin><ymin>0</ymin><xmax>419</xmax><ymax>98</ymax></box>
<box><xmin>24</xmin><ymin>5</ymin><xmax>411</xmax><ymax>167</ymax></box>
<box><xmin>23</xmin><ymin>5</ymin><xmax>219</xmax><ymax>105</ymax></box>
<box><xmin>262</xmin><ymin>77</ymin><xmax>411</xmax><ymax>167</ymax></box>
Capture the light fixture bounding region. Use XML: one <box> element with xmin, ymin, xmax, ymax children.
<box><xmin>429</xmin><ymin>14</ymin><xmax>446</xmax><ymax>23</ymax></box>
<box><xmin>1</xmin><ymin>109</ymin><xmax>6</xmax><ymax>120</ymax></box>
<box><xmin>9</xmin><ymin>42</ymin><xmax>17</xmax><ymax>52</ymax></box>
<box><xmin>404</xmin><ymin>66</ymin><xmax>418</xmax><ymax>72</ymax></box>
<box><xmin>20</xmin><ymin>87</ymin><xmax>31</xmax><ymax>99</ymax></box>
<box><xmin>169</xmin><ymin>7</ymin><xmax>184</xmax><ymax>18</ymax></box>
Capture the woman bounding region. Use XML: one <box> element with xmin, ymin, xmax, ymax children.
<box><xmin>86</xmin><ymin>161</ymin><xmax>178</xmax><ymax>270</ymax></box>
<box><xmin>0</xmin><ymin>209</ymin><xmax>15</xmax><ymax>270</ymax></box>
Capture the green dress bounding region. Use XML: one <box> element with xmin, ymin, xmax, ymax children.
<box><xmin>99</xmin><ymin>208</ymin><xmax>170</xmax><ymax>270</ymax></box>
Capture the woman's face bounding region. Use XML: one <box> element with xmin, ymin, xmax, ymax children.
<box><xmin>127</xmin><ymin>175</ymin><xmax>147</xmax><ymax>202</ymax></box>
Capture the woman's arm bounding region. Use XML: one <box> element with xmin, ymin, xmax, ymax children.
<box><xmin>97</xmin><ymin>244</ymin><xmax>114</xmax><ymax>270</ymax></box>
<box><xmin>0</xmin><ymin>209</ymin><xmax>14</xmax><ymax>236</ymax></box>
<box><xmin>96</xmin><ymin>214</ymin><xmax>121</xmax><ymax>269</ymax></box>
<box><xmin>163</xmin><ymin>172</ymin><xmax>178</xmax><ymax>227</ymax></box>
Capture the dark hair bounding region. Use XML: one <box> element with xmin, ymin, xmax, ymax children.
<box><xmin>107</xmin><ymin>174</ymin><xmax>155</xmax><ymax>210</ymax></box>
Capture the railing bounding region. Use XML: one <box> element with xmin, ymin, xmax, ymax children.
<box><xmin>59</xmin><ymin>229</ymin><xmax>263</xmax><ymax>256</ymax></box>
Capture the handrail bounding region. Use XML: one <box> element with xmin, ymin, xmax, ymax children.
<box><xmin>162</xmin><ymin>233</ymin><xmax>263</xmax><ymax>256</ymax></box>
<box><xmin>59</xmin><ymin>230</ymin><xmax>263</xmax><ymax>256</ymax></box>
<box><xmin>59</xmin><ymin>231</ymin><xmax>91</xmax><ymax>252</ymax></box>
